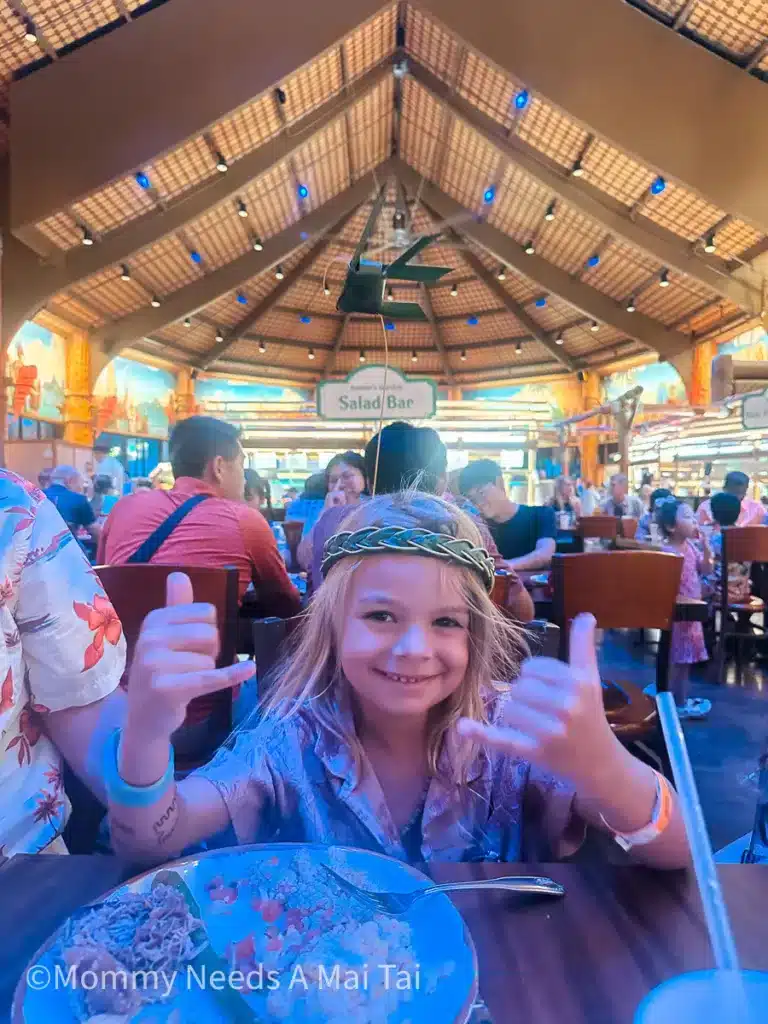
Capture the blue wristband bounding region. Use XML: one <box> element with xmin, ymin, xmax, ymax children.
<box><xmin>103</xmin><ymin>728</ymin><xmax>175</xmax><ymax>807</ymax></box>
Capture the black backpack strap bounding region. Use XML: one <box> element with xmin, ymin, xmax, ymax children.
<box><xmin>127</xmin><ymin>494</ymin><xmax>210</xmax><ymax>564</ymax></box>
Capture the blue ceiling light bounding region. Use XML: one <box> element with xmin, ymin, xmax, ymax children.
<box><xmin>189</xmin><ymin>250</ymin><xmax>202</xmax><ymax>264</ymax></box>
<box><xmin>300</xmin><ymin>231</ymin><xmax>309</xmax><ymax>240</ymax></box>
<box><xmin>298</xmin><ymin>184</ymin><xmax>309</xmax><ymax>199</ymax></box>
<box><xmin>483</xmin><ymin>184</ymin><xmax>496</xmax><ymax>204</ymax></box>
<box><xmin>534</xmin><ymin>297</ymin><xmax>547</xmax><ymax>308</ymax></box>
<box><xmin>586</xmin><ymin>253</ymin><xmax>600</xmax><ymax>268</ymax></box>
<box><xmin>299</xmin><ymin>315</ymin><xmax>311</xmax><ymax>324</ymax></box>
<box><xmin>514</xmin><ymin>89</ymin><xmax>530</xmax><ymax>111</ymax></box>
<box><xmin>236</xmin><ymin>292</ymin><xmax>248</xmax><ymax>305</ymax></box>
<box><xmin>384</xmin><ymin>320</ymin><xmax>395</xmax><ymax>330</ymax></box>
<box><xmin>650</xmin><ymin>175</ymin><xmax>667</xmax><ymax>196</ymax></box>
<box><xmin>467</xmin><ymin>315</ymin><xmax>479</xmax><ymax>325</ymax></box>
<box><xmin>134</xmin><ymin>170</ymin><xmax>151</xmax><ymax>190</ymax></box>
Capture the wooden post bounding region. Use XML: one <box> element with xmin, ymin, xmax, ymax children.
<box><xmin>615</xmin><ymin>391</ymin><xmax>640</xmax><ymax>478</ymax></box>
<box><xmin>63</xmin><ymin>329</ymin><xmax>94</xmax><ymax>447</ymax></box>
<box><xmin>175</xmin><ymin>368</ymin><xmax>199</xmax><ymax>421</ymax></box>
<box><xmin>689</xmin><ymin>339</ymin><xmax>716</xmax><ymax>407</ymax></box>
<box><xmin>578</xmin><ymin>371</ymin><xmax>602</xmax><ymax>484</ymax></box>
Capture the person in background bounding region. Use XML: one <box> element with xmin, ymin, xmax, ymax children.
<box><xmin>639</xmin><ymin>484</ymin><xmax>653</xmax><ymax>511</ymax></box>
<box><xmin>243</xmin><ymin>468</ymin><xmax>272</xmax><ymax>518</ymax></box>
<box><xmin>579</xmin><ymin>480</ymin><xmax>602</xmax><ymax>516</ymax></box>
<box><xmin>282</xmin><ymin>487</ymin><xmax>299</xmax><ymax>507</ymax></box>
<box><xmin>93</xmin><ymin>441</ymin><xmax>127</xmax><ymax>497</ymax></box>
<box><xmin>325</xmin><ymin>451</ymin><xmax>367</xmax><ymax>508</ymax></box>
<box><xmin>132</xmin><ymin>478</ymin><xmax>153</xmax><ymax>494</ymax></box>
<box><xmin>696</xmin><ymin>471</ymin><xmax>764</xmax><ymax>531</ymax></box>
<box><xmin>601</xmin><ymin>473</ymin><xmax>645</xmax><ymax>519</ymax></box>
<box><xmin>655</xmin><ymin>498</ymin><xmax>712</xmax><ymax>719</ymax></box>
<box><xmin>0</xmin><ymin>469</ymin><xmax>126</xmax><ymax>855</ymax></box>
<box><xmin>37</xmin><ymin>468</ymin><xmax>52</xmax><ymax>491</ymax></box>
<box><xmin>548</xmin><ymin>476</ymin><xmax>582</xmax><ymax>521</ymax></box>
<box><xmin>460</xmin><ymin>459</ymin><xmax>556</xmax><ymax>571</ymax></box>
<box><xmin>45</xmin><ymin>466</ymin><xmax>100</xmax><ymax>547</ymax></box>
<box><xmin>307</xmin><ymin>424</ymin><xmax>534</xmax><ymax>622</ymax></box>
<box><xmin>286</xmin><ymin>472</ymin><xmax>328</xmax><ymax>541</ymax></box>
<box><xmin>705</xmin><ymin>492</ymin><xmax>752</xmax><ymax>606</ymax></box>
<box><xmin>636</xmin><ymin>487</ymin><xmax>673</xmax><ymax>542</ymax></box>
<box><xmin>99</xmin><ymin>416</ymin><xmax>300</xmax><ymax>618</ymax></box>
<box><xmin>91</xmin><ymin>474</ymin><xmax>116</xmax><ymax>517</ymax></box>
<box><xmin>148</xmin><ymin>463</ymin><xmax>174</xmax><ymax>491</ymax></box>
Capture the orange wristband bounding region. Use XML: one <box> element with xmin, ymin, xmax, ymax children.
<box><xmin>600</xmin><ymin>770</ymin><xmax>673</xmax><ymax>852</ymax></box>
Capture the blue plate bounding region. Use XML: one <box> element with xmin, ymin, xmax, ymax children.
<box><xmin>16</xmin><ymin>844</ymin><xmax>478</xmax><ymax>1023</ymax></box>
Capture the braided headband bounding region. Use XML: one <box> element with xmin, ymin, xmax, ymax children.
<box><xmin>321</xmin><ymin>525</ymin><xmax>496</xmax><ymax>592</ymax></box>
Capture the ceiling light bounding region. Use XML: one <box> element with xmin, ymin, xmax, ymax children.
<box><xmin>450</xmin><ymin>283</ymin><xmax>458</xmax><ymax>297</ymax></box>
<box><xmin>215</xmin><ymin>328</ymin><xmax>224</xmax><ymax>342</ymax></box>
<box><xmin>460</xmin><ymin>349</ymin><xmax>467</xmax><ymax>361</ymax></box>
<box><xmin>524</xmin><ymin>241</ymin><xmax>535</xmax><ymax>255</ymax></box>
<box><xmin>515</xmin><ymin>342</ymin><xmax>523</xmax><ymax>355</ymax></box>
<box><xmin>544</xmin><ymin>201</ymin><xmax>557</xmax><ymax>222</ymax></box>
<box><xmin>393</xmin><ymin>58</ymin><xmax>409</xmax><ymax>80</ymax></box>
<box><xmin>323</xmin><ymin>285</ymin><xmax>331</xmax><ymax>296</ymax></box>
<box><xmin>297</xmin><ymin>184</ymin><xmax>309</xmax><ymax>200</ymax></box>
<box><xmin>183</xmin><ymin>317</ymin><xmax>191</xmax><ymax>328</ymax></box>
<box><xmin>571</xmin><ymin>159</ymin><xmax>584</xmax><ymax>178</ymax></box>
<box><xmin>275</xmin><ymin>265</ymin><xmax>284</xmax><ymax>280</ymax></box>
<box><xmin>23</xmin><ymin>18</ymin><xmax>37</xmax><ymax>43</ymax></box>
<box><xmin>535</xmin><ymin>297</ymin><xmax>547</xmax><ymax>308</ymax></box>
<box><xmin>299</xmin><ymin>315</ymin><xmax>311</xmax><ymax>324</ymax></box>
<box><xmin>215</xmin><ymin>152</ymin><xmax>228</xmax><ymax>173</ymax></box>
<box><xmin>81</xmin><ymin>226</ymin><xmax>94</xmax><ymax>246</ymax></box>
<box><xmin>386</xmin><ymin>287</ymin><xmax>394</xmax><ymax>301</ymax></box>
<box><xmin>190</xmin><ymin>249</ymin><xmax>202</xmax><ymax>264</ymax></box>
<box><xmin>626</xmin><ymin>297</ymin><xmax>636</xmax><ymax>313</ymax></box>
<box><xmin>236</xmin><ymin>292</ymin><xmax>248</xmax><ymax>305</ymax></box>
<box><xmin>252</xmin><ymin>237</ymin><xmax>263</xmax><ymax>251</ymax></box>
<box><xmin>586</xmin><ymin>253</ymin><xmax>600</xmax><ymax>268</ymax></box>
<box><xmin>411</xmin><ymin>350</ymin><xmax>418</xmax><ymax>362</ymax></box>
<box><xmin>275</xmin><ymin>87</ymin><xmax>287</xmax><ymax>105</ymax></box>
<box><xmin>497</xmin><ymin>266</ymin><xmax>507</xmax><ymax>281</ymax></box>
<box><xmin>467</xmin><ymin>315</ymin><xmax>479</xmax><ymax>326</ymax></box>
<box><xmin>703</xmin><ymin>232</ymin><xmax>717</xmax><ymax>254</ymax></box>
<box><xmin>590</xmin><ymin>320</ymin><xmax>600</xmax><ymax>332</ymax></box>
<box><xmin>555</xmin><ymin>334</ymin><xmax>564</xmax><ymax>346</ymax></box>
<box><xmin>308</xmin><ymin>348</ymin><xmax>315</xmax><ymax>360</ymax></box>
<box><xmin>659</xmin><ymin>268</ymin><xmax>670</xmax><ymax>288</ymax></box>
<box><xmin>359</xmin><ymin>350</ymin><xmax>366</xmax><ymax>363</ymax></box>
<box><xmin>237</xmin><ymin>199</ymin><xmax>248</xmax><ymax>218</ymax></box>
<box><xmin>385</xmin><ymin>320</ymin><xmax>395</xmax><ymax>331</ymax></box>
<box><xmin>258</xmin><ymin>341</ymin><xmax>266</xmax><ymax>354</ymax></box>
<box><xmin>514</xmin><ymin>89</ymin><xmax>530</xmax><ymax>111</ymax></box>
<box><xmin>650</xmin><ymin>175</ymin><xmax>667</xmax><ymax>196</ymax></box>
<box><xmin>134</xmin><ymin>170</ymin><xmax>151</xmax><ymax>190</ymax></box>
<box><xmin>483</xmin><ymin>185</ymin><xmax>496</xmax><ymax>204</ymax></box>
<box><xmin>120</xmin><ymin>264</ymin><xmax>131</xmax><ymax>281</ymax></box>
<box><xmin>151</xmin><ymin>295</ymin><xmax>161</xmax><ymax>308</ymax></box>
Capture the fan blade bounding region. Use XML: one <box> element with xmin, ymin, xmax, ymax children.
<box><xmin>387</xmin><ymin>232</ymin><xmax>441</xmax><ymax>272</ymax></box>
<box><xmin>350</xmin><ymin>182</ymin><xmax>389</xmax><ymax>271</ymax></box>
<box><xmin>386</xmin><ymin>264</ymin><xmax>452</xmax><ymax>283</ymax></box>
<box><xmin>381</xmin><ymin>301</ymin><xmax>428</xmax><ymax>321</ymax></box>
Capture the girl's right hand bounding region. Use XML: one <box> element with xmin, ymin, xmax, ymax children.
<box><xmin>325</xmin><ymin>488</ymin><xmax>346</xmax><ymax>509</ymax></box>
<box><xmin>125</xmin><ymin>572</ymin><xmax>254</xmax><ymax>741</ymax></box>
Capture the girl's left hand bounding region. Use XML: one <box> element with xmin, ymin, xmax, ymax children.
<box><xmin>458</xmin><ymin>614</ymin><xmax>618</xmax><ymax>787</ymax></box>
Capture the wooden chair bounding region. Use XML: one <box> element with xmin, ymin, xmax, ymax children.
<box><xmin>714</xmin><ymin>526</ymin><xmax>768</xmax><ymax>684</ymax></box>
<box><xmin>282</xmin><ymin>520</ymin><xmax>304</xmax><ymax>573</ymax></box>
<box><xmin>620</xmin><ymin>517</ymin><xmax>638</xmax><ymax>540</ymax></box>
<box><xmin>551</xmin><ymin>551</ymin><xmax>683</xmax><ymax>770</ymax></box>
<box><xmin>96</xmin><ymin>563</ymin><xmax>240</xmax><ymax>760</ymax></box>
<box><xmin>577</xmin><ymin>515</ymin><xmax>618</xmax><ymax>540</ymax></box>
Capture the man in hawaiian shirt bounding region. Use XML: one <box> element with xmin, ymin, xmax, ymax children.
<box><xmin>0</xmin><ymin>470</ymin><xmax>126</xmax><ymax>856</ymax></box>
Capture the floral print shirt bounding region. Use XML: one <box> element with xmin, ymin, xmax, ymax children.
<box><xmin>198</xmin><ymin>697</ymin><xmax>581</xmax><ymax>864</ymax></box>
<box><xmin>0</xmin><ymin>470</ymin><xmax>125</xmax><ymax>856</ymax></box>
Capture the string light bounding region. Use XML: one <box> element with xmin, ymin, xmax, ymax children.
<box><xmin>450</xmin><ymin>283</ymin><xmax>458</xmax><ymax>297</ymax></box>
<box><xmin>524</xmin><ymin>241</ymin><xmax>536</xmax><ymax>255</ymax></box>
<box><xmin>626</xmin><ymin>297</ymin><xmax>636</xmax><ymax>313</ymax></box>
<box><xmin>81</xmin><ymin>226</ymin><xmax>94</xmax><ymax>246</ymax></box>
<box><xmin>120</xmin><ymin>265</ymin><xmax>131</xmax><ymax>281</ymax></box>
<box><xmin>544</xmin><ymin>201</ymin><xmax>557</xmax><ymax>222</ymax></box>
<box><xmin>215</xmin><ymin>152</ymin><xmax>228</xmax><ymax>173</ymax></box>
<box><xmin>497</xmin><ymin>266</ymin><xmax>507</xmax><ymax>281</ymax></box>
<box><xmin>659</xmin><ymin>268</ymin><xmax>670</xmax><ymax>288</ymax></box>
<box><xmin>252</xmin><ymin>237</ymin><xmax>264</xmax><ymax>251</ymax></box>
<box><xmin>275</xmin><ymin>265</ymin><xmax>284</xmax><ymax>280</ymax></box>
<box><xmin>703</xmin><ymin>233</ymin><xmax>717</xmax><ymax>254</ymax></box>
<box><xmin>237</xmin><ymin>199</ymin><xmax>248</xmax><ymax>218</ymax></box>
<box><xmin>308</xmin><ymin>348</ymin><xmax>315</xmax><ymax>360</ymax></box>
<box><xmin>151</xmin><ymin>295</ymin><xmax>161</xmax><ymax>308</ymax></box>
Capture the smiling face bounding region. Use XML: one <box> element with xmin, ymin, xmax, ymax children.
<box><xmin>339</xmin><ymin>554</ymin><xmax>470</xmax><ymax>724</ymax></box>
<box><xmin>328</xmin><ymin>460</ymin><xmax>366</xmax><ymax>503</ymax></box>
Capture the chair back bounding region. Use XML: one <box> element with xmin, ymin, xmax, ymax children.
<box><xmin>491</xmin><ymin>571</ymin><xmax>512</xmax><ymax>609</ymax></box>
<box><xmin>620</xmin><ymin>517</ymin><xmax>638</xmax><ymax>540</ymax></box>
<box><xmin>252</xmin><ymin>615</ymin><xmax>304</xmax><ymax>701</ymax></box>
<box><xmin>282</xmin><ymin>520</ymin><xmax>304</xmax><ymax>573</ymax></box>
<box><xmin>722</xmin><ymin>525</ymin><xmax>768</xmax><ymax>564</ymax></box>
<box><xmin>551</xmin><ymin>551</ymin><xmax>683</xmax><ymax>634</ymax></box>
<box><xmin>577</xmin><ymin>515</ymin><xmax>618</xmax><ymax>540</ymax></box>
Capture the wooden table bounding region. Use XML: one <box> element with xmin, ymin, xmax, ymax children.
<box><xmin>2</xmin><ymin>855</ymin><xmax>767</xmax><ymax>1024</ymax></box>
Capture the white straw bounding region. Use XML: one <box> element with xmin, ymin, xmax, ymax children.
<box><xmin>655</xmin><ymin>692</ymin><xmax>741</xmax><ymax>974</ymax></box>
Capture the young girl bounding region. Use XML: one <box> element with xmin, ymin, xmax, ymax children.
<box><xmin>105</xmin><ymin>493</ymin><xmax>689</xmax><ymax>869</ymax></box>
<box><xmin>655</xmin><ymin>497</ymin><xmax>713</xmax><ymax>719</ymax></box>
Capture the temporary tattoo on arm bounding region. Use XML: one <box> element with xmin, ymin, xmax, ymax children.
<box><xmin>152</xmin><ymin>792</ymin><xmax>180</xmax><ymax>845</ymax></box>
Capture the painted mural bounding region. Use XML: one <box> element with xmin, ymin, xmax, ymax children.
<box><xmin>6</xmin><ymin>320</ymin><xmax>66</xmax><ymax>420</ymax></box>
<box><xmin>195</xmin><ymin>378</ymin><xmax>311</xmax><ymax>405</ymax></box>
<box><xmin>718</xmin><ymin>326</ymin><xmax>768</xmax><ymax>362</ymax></box>
<box><xmin>464</xmin><ymin>380</ymin><xmax>583</xmax><ymax>420</ymax></box>
<box><xmin>603</xmin><ymin>362</ymin><xmax>686</xmax><ymax>406</ymax></box>
<box><xmin>93</xmin><ymin>357</ymin><xmax>176</xmax><ymax>438</ymax></box>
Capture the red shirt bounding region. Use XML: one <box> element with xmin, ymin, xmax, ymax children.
<box><xmin>98</xmin><ymin>477</ymin><xmax>300</xmax><ymax>618</ymax></box>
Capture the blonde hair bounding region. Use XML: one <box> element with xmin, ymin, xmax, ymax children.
<box><xmin>258</xmin><ymin>491</ymin><xmax>528</xmax><ymax>786</ymax></box>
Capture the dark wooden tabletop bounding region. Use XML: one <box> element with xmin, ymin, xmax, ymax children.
<box><xmin>2</xmin><ymin>854</ymin><xmax>767</xmax><ymax>1024</ymax></box>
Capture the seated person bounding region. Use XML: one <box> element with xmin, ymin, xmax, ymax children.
<box><xmin>548</xmin><ymin>476</ymin><xmax>581</xmax><ymax>521</ymax></box>
<box><xmin>287</xmin><ymin>473</ymin><xmax>328</xmax><ymax>541</ymax></box>
<box><xmin>697</xmin><ymin>470</ymin><xmax>764</xmax><ymax>531</ymax></box>
<box><xmin>91</xmin><ymin>474</ymin><xmax>117</xmax><ymax>517</ymax></box>
<box><xmin>106</xmin><ymin>500</ymin><xmax>690</xmax><ymax>871</ymax></box>
<box><xmin>705</xmin><ymin>491</ymin><xmax>753</xmax><ymax>605</ymax></box>
<box><xmin>600</xmin><ymin>473</ymin><xmax>645</xmax><ymax>519</ymax></box>
<box><xmin>243</xmin><ymin>468</ymin><xmax>272</xmax><ymax>517</ymax></box>
<box><xmin>636</xmin><ymin>487</ymin><xmax>673</xmax><ymax>542</ymax></box>
<box><xmin>99</xmin><ymin>415</ymin><xmax>300</xmax><ymax>619</ymax></box>
<box><xmin>0</xmin><ymin>469</ymin><xmax>126</xmax><ymax>856</ymax></box>
<box><xmin>325</xmin><ymin>451</ymin><xmax>367</xmax><ymax>508</ymax></box>
<box><xmin>459</xmin><ymin>459</ymin><xmax>556</xmax><ymax>571</ymax></box>
<box><xmin>45</xmin><ymin>465</ymin><xmax>100</xmax><ymax>547</ymax></box>
<box><xmin>307</xmin><ymin>424</ymin><xmax>534</xmax><ymax>622</ymax></box>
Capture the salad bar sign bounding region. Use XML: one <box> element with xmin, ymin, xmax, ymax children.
<box><xmin>316</xmin><ymin>365</ymin><xmax>436</xmax><ymax>421</ymax></box>
<box><xmin>742</xmin><ymin>388</ymin><xmax>768</xmax><ymax>430</ymax></box>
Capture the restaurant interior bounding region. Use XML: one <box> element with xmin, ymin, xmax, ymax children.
<box><xmin>2</xmin><ymin>1</ymin><xmax>768</xmax><ymax>1021</ymax></box>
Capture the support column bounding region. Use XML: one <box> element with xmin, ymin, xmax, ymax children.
<box><xmin>175</xmin><ymin>368</ymin><xmax>199</xmax><ymax>422</ymax></box>
<box><xmin>688</xmin><ymin>339</ymin><xmax>716</xmax><ymax>407</ymax></box>
<box><xmin>579</xmin><ymin>371</ymin><xmax>601</xmax><ymax>485</ymax></box>
<box><xmin>63</xmin><ymin>330</ymin><xmax>94</xmax><ymax>447</ymax></box>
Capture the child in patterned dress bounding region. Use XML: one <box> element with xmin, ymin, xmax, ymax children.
<box><xmin>655</xmin><ymin>498</ymin><xmax>713</xmax><ymax>719</ymax></box>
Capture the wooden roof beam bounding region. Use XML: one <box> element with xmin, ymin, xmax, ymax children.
<box><xmin>9</xmin><ymin>0</ymin><xmax>386</xmax><ymax>230</ymax></box>
<box><xmin>416</xmin><ymin>0</ymin><xmax>768</xmax><ymax>233</ymax></box>
<box><xmin>420</xmin><ymin>282</ymin><xmax>454</xmax><ymax>379</ymax></box>
<box><xmin>94</xmin><ymin>165</ymin><xmax>390</xmax><ymax>356</ymax></box>
<box><xmin>408</xmin><ymin>59</ymin><xmax>762</xmax><ymax>315</ymax></box>
<box><xmin>394</xmin><ymin>161</ymin><xmax>690</xmax><ymax>362</ymax></box>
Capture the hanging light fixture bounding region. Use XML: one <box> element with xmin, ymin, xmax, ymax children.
<box><xmin>555</xmin><ymin>333</ymin><xmax>564</xmax><ymax>346</ymax></box>
<box><xmin>411</xmin><ymin>350</ymin><xmax>418</xmax><ymax>362</ymax></box>
<box><xmin>571</xmin><ymin>159</ymin><xmax>584</xmax><ymax>178</ymax></box>
<box><xmin>386</xmin><ymin>287</ymin><xmax>394</xmax><ymax>301</ymax></box>
<box><xmin>659</xmin><ymin>269</ymin><xmax>670</xmax><ymax>288</ymax></box>
<box><xmin>81</xmin><ymin>226</ymin><xmax>94</xmax><ymax>246</ymax></box>
<box><xmin>359</xmin><ymin>350</ymin><xmax>366</xmax><ymax>363</ymax></box>
<box><xmin>590</xmin><ymin>320</ymin><xmax>600</xmax><ymax>332</ymax></box>
<box><xmin>275</xmin><ymin>265</ymin><xmax>284</xmax><ymax>280</ymax></box>
<box><xmin>252</xmin><ymin>237</ymin><xmax>264</xmax><ymax>252</ymax></box>
<box><xmin>497</xmin><ymin>266</ymin><xmax>507</xmax><ymax>281</ymax></box>
<box><xmin>524</xmin><ymin>241</ymin><xmax>536</xmax><ymax>255</ymax></box>
<box><xmin>544</xmin><ymin>200</ymin><xmax>557</xmax><ymax>222</ymax></box>
<box><xmin>150</xmin><ymin>295</ymin><xmax>161</xmax><ymax>308</ymax></box>
<box><xmin>183</xmin><ymin>316</ymin><xmax>192</xmax><ymax>328</ymax></box>
<box><xmin>23</xmin><ymin>18</ymin><xmax>37</xmax><ymax>44</ymax></box>
<box><xmin>258</xmin><ymin>341</ymin><xmax>266</xmax><ymax>354</ymax></box>
<box><xmin>237</xmin><ymin>199</ymin><xmax>248</xmax><ymax>218</ymax></box>
<box><xmin>308</xmin><ymin>348</ymin><xmax>315</xmax><ymax>361</ymax></box>
<box><xmin>515</xmin><ymin>341</ymin><xmax>523</xmax><ymax>355</ymax></box>
<box><xmin>323</xmin><ymin>285</ymin><xmax>331</xmax><ymax>296</ymax></box>
<box><xmin>703</xmin><ymin>232</ymin><xmax>717</xmax><ymax>254</ymax></box>
<box><xmin>120</xmin><ymin>264</ymin><xmax>131</xmax><ymax>281</ymax></box>
<box><xmin>460</xmin><ymin>349</ymin><xmax>467</xmax><ymax>361</ymax></box>
<box><xmin>215</xmin><ymin>328</ymin><xmax>224</xmax><ymax>342</ymax></box>
<box><xmin>450</xmin><ymin>283</ymin><xmax>458</xmax><ymax>297</ymax></box>
<box><xmin>626</xmin><ymin>297</ymin><xmax>636</xmax><ymax>313</ymax></box>
<box><xmin>215</xmin><ymin>151</ymin><xmax>228</xmax><ymax>173</ymax></box>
